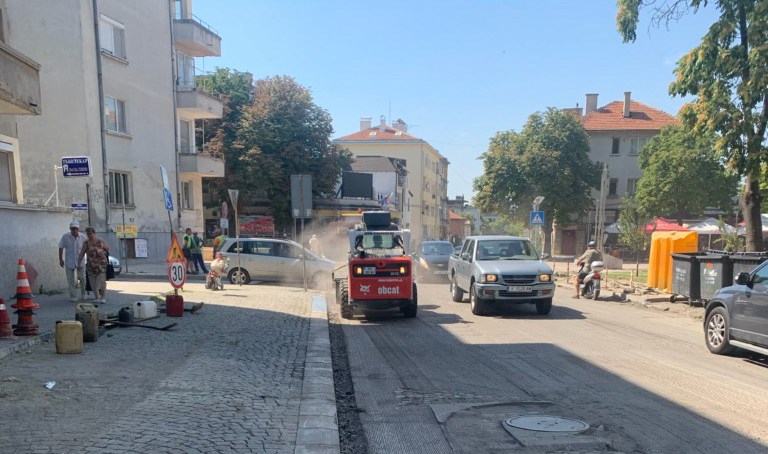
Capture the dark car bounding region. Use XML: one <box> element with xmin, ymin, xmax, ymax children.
<box><xmin>414</xmin><ymin>241</ymin><xmax>453</xmax><ymax>283</ymax></box>
<box><xmin>704</xmin><ymin>263</ymin><xmax>768</xmax><ymax>356</ymax></box>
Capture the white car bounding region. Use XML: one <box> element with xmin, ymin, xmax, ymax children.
<box><xmin>220</xmin><ymin>238</ymin><xmax>336</xmax><ymax>288</ymax></box>
<box><xmin>108</xmin><ymin>256</ymin><xmax>121</xmax><ymax>275</ymax></box>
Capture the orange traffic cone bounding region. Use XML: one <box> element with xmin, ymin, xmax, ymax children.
<box><xmin>0</xmin><ymin>298</ymin><xmax>13</xmax><ymax>339</ymax></box>
<box><xmin>11</xmin><ymin>259</ymin><xmax>39</xmax><ymax>336</ymax></box>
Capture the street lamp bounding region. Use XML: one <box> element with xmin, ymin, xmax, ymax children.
<box><xmin>532</xmin><ymin>196</ymin><xmax>544</xmax><ymax>253</ymax></box>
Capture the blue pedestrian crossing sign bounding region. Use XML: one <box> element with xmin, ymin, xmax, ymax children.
<box><xmin>530</xmin><ymin>211</ymin><xmax>545</xmax><ymax>226</ymax></box>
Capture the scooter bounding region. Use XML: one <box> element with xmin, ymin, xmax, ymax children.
<box><xmin>206</xmin><ymin>257</ymin><xmax>230</xmax><ymax>291</ymax></box>
<box><xmin>579</xmin><ymin>260</ymin><xmax>605</xmax><ymax>300</ymax></box>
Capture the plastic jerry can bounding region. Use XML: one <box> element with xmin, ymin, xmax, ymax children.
<box><xmin>132</xmin><ymin>300</ymin><xmax>158</xmax><ymax>320</ymax></box>
<box><xmin>118</xmin><ymin>306</ymin><xmax>134</xmax><ymax>324</ymax></box>
<box><xmin>165</xmin><ymin>294</ymin><xmax>184</xmax><ymax>317</ymax></box>
<box><xmin>55</xmin><ymin>321</ymin><xmax>83</xmax><ymax>354</ymax></box>
<box><xmin>75</xmin><ymin>309</ymin><xmax>99</xmax><ymax>342</ymax></box>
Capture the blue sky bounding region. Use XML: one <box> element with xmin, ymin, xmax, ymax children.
<box><xmin>193</xmin><ymin>0</ymin><xmax>718</xmax><ymax>200</ymax></box>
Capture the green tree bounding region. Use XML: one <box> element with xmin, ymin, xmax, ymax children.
<box><xmin>200</xmin><ymin>73</ymin><xmax>352</xmax><ymax>229</ymax></box>
<box><xmin>617</xmin><ymin>196</ymin><xmax>651</xmax><ymax>275</ymax></box>
<box><xmin>618</xmin><ymin>0</ymin><xmax>768</xmax><ymax>251</ymax></box>
<box><xmin>483</xmin><ymin>216</ymin><xmax>525</xmax><ymax>236</ymax></box>
<box><xmin>713</xmin><ymin>218</ymin><xmax>743</xmax><ymax>252</ymax></box>
<box><xmin>473</xmin><ymin>108</ymin><xmax>600</xmax><ymax>254</ymax></box>
<box><xmin>635</xmin><ymin>124</ymin><xmax>738</xmax><ymax>225</ymax></box>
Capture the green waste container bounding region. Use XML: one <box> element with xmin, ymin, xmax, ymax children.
<box><xmin>671</xmin><ymin>253</ymin><xmax>700</xmax><ymax>301</ymax></box>
<box><xmin>697</xmin><ymin>254</ymin><xmax>733</xmax><ymax>301</ymax></box>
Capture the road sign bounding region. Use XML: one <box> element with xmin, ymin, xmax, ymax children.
<box><xmin>160</xmin><ymin>166</ymin><xmax>173</xmax><ymax>211</ymax></box>
<box><xmin>166</xmin><ymin>233</ymin><xmax>185</xmax><ymax>263</ymax></box>
<box><xmin>530</xmin><ymin>211</ymin><xmax>545</xmax><ymax>226</ymax></box>
<box><xmin>228</xmin><ymin>189</ymin><xmax>239</xmax><ymax>207</ymax></box>
<box><xmin>291</xmin><ymin>174</ymin><xmax>312</xmax><ymax>218</ymax></box>
<box><xmin>168</xmin><ymin>262</ymin><xmax>186</xmax><ymax>289</ymax></box>
<box><xmin>61</xmin><ymin>156</ymin><xmax>91</xmax><ymax>177</ymax></box>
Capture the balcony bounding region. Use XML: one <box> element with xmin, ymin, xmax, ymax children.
<box><xmin>0</xmin><ymin>42</ymin><xmax>41</xmax><ymax>115</ymax></box>
<box><xmin>173</xmin><ymin>15</ymin><xmax>221</xmax><ymax>57</ymax></box>
<box><xmin>179</xmin><ymin>146</ymin><xmax>225</xmax><ymax>178</ymax></box>
<box><xmin>176</xmin><ymin>86</ymin><xmax>223</xmax><ymax>119</ymax></box>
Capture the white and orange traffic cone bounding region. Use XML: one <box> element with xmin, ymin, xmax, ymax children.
<box><xmin>11</xmin><ymin>259</ymin><xmax>39</xmax><ymax>336</ymax></box>
<box><xmin>0</xmin><ymin>298</ymin><xmax>14</xmax><ymax>339</ymax></box>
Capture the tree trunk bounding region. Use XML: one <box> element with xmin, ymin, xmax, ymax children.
<box><xmin>636</xmin><ymin>255</ymin><xmax>640</xmax><ymax>276</ymax></box>
<box><xmin>543</xmin><ymin>212</ymin><xmax>553</xmax><ymax>255</ymax></box>
<box><xmin>741</xmin><ymin>172</ymin><xmax>764</xmax><ymax>252</ymax></box>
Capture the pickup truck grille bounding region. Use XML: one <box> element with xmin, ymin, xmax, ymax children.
<box><xmin>502</xmin><ymin>275</ymin><xmax>536</xmax><ymax>284</ymax></box>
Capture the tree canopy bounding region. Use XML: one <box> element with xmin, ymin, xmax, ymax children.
<box><xmin>473</xmin><ymin>108</ymin><xmax>600</xmax><ymax>253</ymax></box>
<box><xmin>199</xmin><ymin>71</ymin><xmax>352</xmax><ymax>229</ymax></box>
<box><xmin>635</xmin><ymin>124</ymin><xmax>738</xmax><ymax>224</ymax></box>
<box><xmin>617</xmin><ymin>0</ymin><xmax>768</xmax><ymax>250</ymax></box>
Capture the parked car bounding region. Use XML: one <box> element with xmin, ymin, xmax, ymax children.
<box><xmin>448</xmin><ymin>236</ymin><xmax>554</xmax><ymax>316</ymax></box>
<box><xmin>220</xmin><ymin>238</ymin><xmax>337</xmax><ymax>288</ymax></box>
<box><xmin>108</xmin><ymin>256</ymin><xmax>121</xmax><ymax>275</ymax></box>
<box><xmin>704</xmin><ymin>263</ymin><xmax>768</xmax><ymax>356</ymax></box>
<box><xmin>414</xmin><ymin>241</ymin><xmax>454</xmax><ymax>282</ymax></box>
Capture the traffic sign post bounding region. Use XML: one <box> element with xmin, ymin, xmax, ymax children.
<box><xmin>166</xmin><ymin>233</ymin><xmax>185</xmax><ymax>263</ymax></box>
<box><xmin>530</xmin><ymin>211</ymin><xmax>545</xmax><ymax>226</ymax></box>
<box><xmin>168</xmin><ymin>261</ymin><xmax>186</xmax><ymax>289</ymax></box>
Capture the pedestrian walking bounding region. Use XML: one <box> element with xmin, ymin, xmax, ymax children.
<box><xmin>182</xmin><ymin>227</ymin><xmax>195</xmax><ymax>274</ymax></box>
<box><xmin>58</xmin><ymin>221</ymin><xmax>87</xmax><ymax>302</ymax></box>
<box><xmin>191</xmin><ymin>231</ymin><xmax>208</xmax><ymax>274</ymax></box>
<box><xmin>213</xmin><ymin>229</ymin><xmax>229</xmax><ymax>253</ymax></box>
<box><xmin>309</xmin><ymin>234</ymin><xmax>324</xmax><ymax>257</ymax></box>
<box><xmin>77</xmin><ymin>227</ymin><xmax>110</xmax><ymax>304</ymax></box>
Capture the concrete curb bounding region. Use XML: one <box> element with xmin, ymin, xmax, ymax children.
<box><xmin>0</xmin><ymin>331</ymin><xmax>54</xmax><ymax>360</ymax></box>
<box><xmin>295</xmin><ymin>294</ymin><xmax>340</xmax><ymax>454</ymax></box>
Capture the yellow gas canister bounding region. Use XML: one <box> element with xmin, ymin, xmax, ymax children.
<box><xmin>55</xmin><ymin>321</ymin><xmax>83</xmax><ymax>354</ymax></box>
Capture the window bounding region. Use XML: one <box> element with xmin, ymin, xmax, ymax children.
<box><xmin>109</xmin><ymin>171</ymin><xmax>132</xmax><ymax>205</ymax></box>
<box><xmin>0</xmin><ymin>142</ymin><xmax>12</xmax><ymax>202</ymax></box>
<box><xmin>174</xmin><ymin>0</ymin><xmax>183</xmax><ymax>19</ymax></box>
<box><xmin>100</xmin><ymin>15</ymin><xmax>126</xmax><ymax>59</ymax></box>
<box><xmin>629</xmin><ymin>138</ymin><xmax>649</xmax><ymax>155</ymax></box>
<box><xmin>627</xmin><ymin>178</ymin><xmax>639</xmax><ymax>196</ymax></box>
<box><xmin>611</xmin><ymin>137</ymin><xmax>620</xmax><ymax>155</ymax></box>
<box><xmin>181</xmin><ymin>181</ymin><xmax>193</xmax><ymax>210</ymax></box>
<box><xmin>753</xmin><ymin>264</ymin><xmax>768</xmax><ymax>284</ymax></box>
<box><xmin>104</xmin><ymin>96</ymin><xmax>127</xmax><ymax>133</ymax></box>
<box><xmin>227</xmin><ymin>240</ymin><xmax>275</xmax><ymax>256</ymax></box>
<box><xmin>608</xmin><ymin>178</ymin><xmax>618</xmax><ymax>196</ymax></box>
<box><xmin>179</xmin><ymin>120</ymin><xmax>191</xmax><ymax>153</ymax></box>
<box><xmin>177</xmin><ymin>52</ymin><xmax>195</xmax><ymax>88</ymax></box>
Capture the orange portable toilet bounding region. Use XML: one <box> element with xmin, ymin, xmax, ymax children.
<box><xmin>648</xmin><ymin>231</ymin><xmax>698</xmax><ymax>292</ymax></box>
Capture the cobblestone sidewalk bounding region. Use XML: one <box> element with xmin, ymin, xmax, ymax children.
<box><xmin>0</xmin><ymin>281</ymin><xmax>338</xmax><ymax>454</ymax></box>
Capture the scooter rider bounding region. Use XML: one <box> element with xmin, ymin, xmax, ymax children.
<box><xmin>574</xmin><ymin>241</ymin><xmax>602</xmax><ymax>299</ymax></box>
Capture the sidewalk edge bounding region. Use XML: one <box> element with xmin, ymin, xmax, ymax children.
<box><xmin>0</xmin><ymin>331</ymin><xmax>54</xmax><ymax>360</ymax></box>
<box><xmin>295</xmin><ymin>294</ymin><xmax>341</xmax><ymax>454</ymax></box>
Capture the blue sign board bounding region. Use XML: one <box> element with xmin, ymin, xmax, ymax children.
<box><xmin>530</xmin><ymin>211</ymin><xmax>545</xmax><ymax>226</ymax></box>
<box><xmin>61</xmin><ymin>156</ymin><xmax>91</xmax><ymax>177</ymax></box>
<box><xmin>71</xmin><ymin>203</ymin><xmax>88</xmax><ymax>211</ymax></box>
<box><xmin>163</xmin><ymin>188</ymin><xmax>174</xmax><ymax>211</ymax></box>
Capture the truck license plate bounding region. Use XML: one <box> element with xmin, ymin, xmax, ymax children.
<box><xmin>363</xmin><ymin>267</ymin><xmax>376</xmax><ymax>275</ymax></box>
<box><xmin>508</xmin><ymin>286</ymin><xmax>532</xmax><ymax>292</ymax></box>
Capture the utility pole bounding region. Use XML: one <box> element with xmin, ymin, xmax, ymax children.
<box><xmin>595</xmin><ymin>164</ymin><xmax>609</xmax><ymax>252</ymax></box>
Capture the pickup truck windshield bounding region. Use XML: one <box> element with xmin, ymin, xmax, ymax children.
<box><xmin>476</xmin><ymin>240</ymin><xmax>538</xmax><ymax>260</ymax></box>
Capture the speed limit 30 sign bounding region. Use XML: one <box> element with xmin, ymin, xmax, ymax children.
<box><xmin>168</xmin><ymin>261</ymin><xmax>186</xmax><ymax>289</ymax></box>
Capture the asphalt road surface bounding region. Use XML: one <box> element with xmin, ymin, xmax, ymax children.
<box><xmin>331</xmin><ymin>282</ymin><xmax>768</xmax><ymax>453</ymax></box>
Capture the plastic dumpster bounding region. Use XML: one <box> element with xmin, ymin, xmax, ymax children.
<box><xmin>730</xmin><ymin>252</ymin><xmax>768</xmax><ymax>282</ymax></box>
<box><xmin>670</xmin><ymin>253</ymin><xmax>700</xmax><ymax>301</ymax></box>
<box><xmin>648</xmin><ymin>231</ymin><xmax>698</xmax><ymax>292</ymax></box>
<box><xmin>698</xmin><ymin>254</ymin><xmax>733</xmax><ymax>301</ymax></box>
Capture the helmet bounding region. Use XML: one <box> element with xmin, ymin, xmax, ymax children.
<box><xmin>588</xmin><ymin>241</ymin><xmax>596</xmax><ymax>248</ymax></box>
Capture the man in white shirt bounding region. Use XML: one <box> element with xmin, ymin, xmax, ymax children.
<box><xmin>309</xmin><ymin>234</ymin><xmax>324</xmax><ymax>257</ymax></box>
<box><xmin>58</xmin><ymin>221</ymin><xmax>86</xmax><ymax>302</ymax></box>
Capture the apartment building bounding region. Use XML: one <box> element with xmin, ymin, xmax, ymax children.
<box><xmin>0</xmin><ymin>0</ymin><xmax>223</xmax><ymax>274</ymax></box>
<box><xmin>334</xmin><ymin>116</ymin><xmax>449</xmax><ymax>246</ymax></box>
<box><xmin>554</xmin><ymin>92</ymin><xmax>679</xmax><ymax>256</ymax></box>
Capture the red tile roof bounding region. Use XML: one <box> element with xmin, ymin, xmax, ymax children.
<box><xmin>582</xmin><ymin>101</ymin><xmax>680</xmax><ymax>131</ymax></box>
<box><xmin>336</xmin><ymin>125</ymin><xmax>421</xmax><ymax>141</ymax></box>
<box><xmin>449</xmin><ymin>211</ymin><xmax>465</xmax><ymax>220</ymax></box>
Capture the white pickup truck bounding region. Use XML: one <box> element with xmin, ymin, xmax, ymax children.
<box><xmin>448</xmin><ymin>235</ymin><xmax>555</xmax><ymax>316</ymax></box>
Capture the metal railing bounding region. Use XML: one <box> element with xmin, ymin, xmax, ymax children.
<box><xmin>179</xmin><ymin>144</ymin><xmax>224</xmax><ymax>161</ymax></box>
<box><xmin>191</xmin><ymin>14</ymin><xmax>219</xmax><ymax>36</ymax></box>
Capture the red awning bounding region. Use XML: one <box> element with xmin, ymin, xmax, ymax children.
<box><xmin>645</xmin><ymin>218</ymin><xmax>689</xmax><ymax>233</ymax></box>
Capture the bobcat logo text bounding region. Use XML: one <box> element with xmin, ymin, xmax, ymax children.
<box><xmin>359</xmin><ymin>284</ymin><xmax>371</xmax><ymax>294</ymax></box>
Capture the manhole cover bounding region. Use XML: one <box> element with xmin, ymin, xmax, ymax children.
<box><xmin>504</xmin><ymin>415</ymin><xmax>589</xmax><ymax>433</ymax></box>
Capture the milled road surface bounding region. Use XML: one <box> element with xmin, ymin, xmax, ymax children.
<box><xmin>332</xmin><ymin>282</ymin><xmax>768</xmax><ymax>453</ymax></box>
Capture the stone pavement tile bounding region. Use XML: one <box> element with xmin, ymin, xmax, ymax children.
<box><xmin>295</xmin><ymin>428</ymin><xmax>340</xmax><ymax>446</ymax></box>
<box><xmin>298</xmin><ymin>415</ymin><xmax>338</xmax><ymax>430</ymax></box>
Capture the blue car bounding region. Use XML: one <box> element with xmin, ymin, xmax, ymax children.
<box><xmin>704</xmin><ymin>262</ymin><xmax>768</xmax><ymax>356</ymax></box>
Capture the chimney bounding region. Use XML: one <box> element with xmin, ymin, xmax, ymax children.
<box><xmin>623</xmin><ymin>91</ymin><xmax>631</xmax><ymax>117</ymax></box>
<box><xmin>360</xmin><ymin>117</ymin><xmax>372</xmax><ymax>131</ymax></box>
<box><xmin>585</xmin><ymin>94</ymin><xmax>598</xmax><ymax>115</ymax></box>
<box><xmin>393</xmin><ymin>118</ymin><xmax>407</xmax><ymax>133</ymax></box>
<box><xmin>379</xmin><ymin>115</ymin><xmax>386</xmax><ymax>130</ymax></box>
